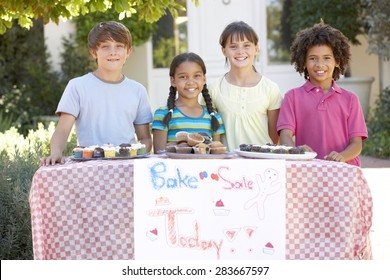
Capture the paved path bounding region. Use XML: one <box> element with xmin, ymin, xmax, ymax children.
<box><xmin>361</xmin><ymin>155</ymin><xmax>390</xmax><ymax>168</ymax></box>
<box><xmin>360</xmin><ymin>155</ymin><xmax>390</xmax><ymax>260</ymax></box>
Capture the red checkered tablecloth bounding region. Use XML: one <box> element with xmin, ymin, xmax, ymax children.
<box><xmin>285</xmin><ymin>160</ymin><xmax>372</xmax><ymax>259</ymax></box>
<box><xmin>29</xmin><ymin>157</ymin><xmax>372</xmax><ymax>259</ymax></box>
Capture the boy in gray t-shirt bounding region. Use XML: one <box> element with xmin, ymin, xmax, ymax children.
<box><xmin>40</xmin><ymin>21</ymin><xmax>153</xmax><ymax>166</ymax></box>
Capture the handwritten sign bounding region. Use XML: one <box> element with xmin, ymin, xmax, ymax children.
<box><xmin>134</xmin><ymin>158</ymin><xmax>286</xmax><ymax>259</ymax></box>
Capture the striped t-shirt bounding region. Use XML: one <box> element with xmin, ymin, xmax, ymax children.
<box><xmin>152</xmin><ymin>106</ymin><xmax>225</xmax><ymax>142</ymax></box>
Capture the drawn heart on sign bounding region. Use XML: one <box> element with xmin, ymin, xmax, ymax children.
<box><xmin>199</xmin><ymin>171</ymin><xmax>208</xmax><ymax>180</ymax></box>
<box><xmin>211</xmin><ymin>173</ymin><xmax>219</xmax><ymax>181</ymax></box>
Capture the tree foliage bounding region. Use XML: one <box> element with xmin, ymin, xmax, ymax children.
<box><xmin>0</xmin><ymin>0</ymin><xmax>198</xmax><ymax>34</ymax></box>
<box><xmin>283</xmin><ymin>0</ymin><xmax>363</xmax><ymax>46</ymax></box>
<box><xmin>361</xmin><ymin>0</ymin><xmax>390</xmax><ymax>60</ymax></box>
<box><xmin>0</xmin><ymin>18</ymin><xmax>65</xmax><ymax>134</ymax></box>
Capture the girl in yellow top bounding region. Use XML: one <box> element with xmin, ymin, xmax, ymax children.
<box><xmin>208</xmin><ymin>21</ymin><xmax>283</xmax><ymax>151</ymax></box>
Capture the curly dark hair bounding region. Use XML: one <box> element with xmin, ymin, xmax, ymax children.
<box><xmin>290</xmin><ymin>22</ymin><xmax>351</xmax><ymax>80</ymax></box>
<box><xmin>162</xmin><ymin>52</ymin><xmax>220</xmax><ymax>132</ymax></box>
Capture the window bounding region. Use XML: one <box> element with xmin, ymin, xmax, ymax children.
<box><xmin>152</xmin><ymin>1</ymin><xmax>188</xmax><ymax>68</ymax></box>
<box><xmin>266</xmin><ymin>0</ymin><xmax>290</xmax><ymax>64</ymax></box>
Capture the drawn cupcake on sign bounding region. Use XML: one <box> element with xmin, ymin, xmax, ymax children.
<box><xmin>146</xmin><ymin>228</ymin><xmax>158</xmax><ymax>241</ymax></box>
<box><xmin>262</xmin><ymin>242</ymin><xmax>275</xmax><ymax>255</ymax></box>
<box><xmin>213</xmin><ymin>199</ymin><xmax>230</xmax><ymax>216</ymax></box>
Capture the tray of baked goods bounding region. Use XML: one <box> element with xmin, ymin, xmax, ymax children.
<box><xmin>161</xmin><ymin>131</ymin><xmax>234</xmax><ymax>159</ymax></box>
<box><xmin>234</xmin><ymin>143</ymin><xmax>317</xmax><ymax>160</ymax></box>
<box><xmin>71</xmin><ymin>143</ymin><xmax>150</xmax><ymax>160</ymax></box>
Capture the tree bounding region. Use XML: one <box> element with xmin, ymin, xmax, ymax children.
<box><xmin>0</xmin><ymin>0</ymin><xmax>198</xmax><ymax>34</ymax></box>
<box><xmin>361</xmin><ymin>0</ymin><xmax>390</xmax><ymax>61</ymax></box>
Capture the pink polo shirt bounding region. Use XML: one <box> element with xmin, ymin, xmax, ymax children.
<box><xmin>277</xmin><ymin>80</ymin><xmax>368</xmax><ymax>166</ymax></box>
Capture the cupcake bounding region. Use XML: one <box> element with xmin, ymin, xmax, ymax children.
<box><xmin>128</xmin><ymin>147</ymin><xmax>136</xmax><ymax>156</ymax></box>
<box><xmin>187</xmin><ymin>133</ymin><xmax>204</xmax><ymax>146</ymax></box>
<box><xmin>132</xmin><ymin>142</ymin><xmax>147</xmax><ymax>155</ymax></box>
<box><xmin>262</xmin><ymin>242</ymin><xmax>275</xmax><ymax>255</ymax></box>
<box><xmin>103</xmin><ymin>146</ymin><xmax>116</xmax><ymax>158</ymax></box>
<box><xmin>209</xmin><ymin>141</ymin><xmax>227</xmax><ymax>154</ymax></box>
<box><xmin>118</xmin><ymin>146</ymin><xmax>130</xmax><ymax>157</ymax></box>
<box><xmin>175</xmin><ymin>131</ymin><xmax>189</xmax><ymax>144</ymax></box>
<box><xmin>213</xmin><ymin>199</ymin><xmax>230</xmax><ymax>216</ymax></box>
<box><xmin>175</xmin><ymin>142</ymin><xmax>193</xmax><ymax>154</ymax></box>
<box><xmin>93</xmin><ymin>147</ymin><xmax>104</xmax><ymax>158</ymax></box>
<box><xmin>73</xmin><ymin>146</ymin><xmax>84</xmax><ymax>159</ymax></box>
<box><xmin>193</xmin><ymin>143</ymin><xmax>210</xmax><ymax>154</ymax></box>
<box><xmin>82</xmin><ymin>147</ymin><xmax>94</xmax><ymax>158</ymax></box>
<box><xmin>165</xmin><ymin>142</ymin><xmax>177</xmax><ymax>153</ymax></box>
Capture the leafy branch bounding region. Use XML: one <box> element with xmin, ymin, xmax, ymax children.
<box><xmin>0</xmin><ymin>0</ymin><xmax>198</xmax><ymax>34</ymax></box>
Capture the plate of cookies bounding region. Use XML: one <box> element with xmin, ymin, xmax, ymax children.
<box><xmin>235</xmin><ymin>144</ymin><xmax>317</xmax><ymax>160</ymax></box>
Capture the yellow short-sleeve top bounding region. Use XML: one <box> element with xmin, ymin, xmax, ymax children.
<box><xmin>209</xmin><ymin>75</ymin><xmax>282</xmax><ymax>151</ymax></box>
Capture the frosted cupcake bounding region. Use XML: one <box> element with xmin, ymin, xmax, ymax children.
<box><xmin>73</xmin><ymin>146</ymin><xmax>84</xmax><ymax>159</ymax></box>
<box><xmin>93</xmin><ymin>147</ymin><xmax>104</xmax><ymax>158</ymax></box>
<box><xmin>129</xmin><ymin>147</ymin><xmax>137</xmax><ymax>156</ymax></box>
<box><xmin>213</xmin><ymin>199</ymin><xmax>230</xmax><ymax>216</ymax></box>
<box><xmin>103</xmin><ymin>146</ymin><xmax>116</xmax><ymax>158</ymax></box>
<box><xmin>82</xmin><ymin>147</ymin><xmax>94</xmax><ymax>158</ymax></box>
<box><xmin>117</xmin><ymin>146</ymin><xmax>130</xmax><ymax>157</ymax></box>
<box><xmin>132</xmin><ymin>143</ymin><xmax>147</xmax><ymax>155</ymax></box>
<box><xmin>263</xmin><ymin>242</ymin><xmax>275</xmax><ymax>255</ymax></box>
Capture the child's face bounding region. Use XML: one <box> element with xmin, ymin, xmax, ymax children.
<box><xmin>222</xmin><ymin>34</ymin><xmax>259</xmax><ymax>69</ymax></box>
<box><xmin>171</xmin><ymin>61</ymin><xmax>206</xmax><ymax>100</ymax></box>
<box><xmin>305</xmin><ymin>45</ymin><xmax>339</xmax><ymax>89</ymax></box>
<box><xmin>90</xmin><ymin>40</ymin><xmax>131</xmax><ymax>72</ymax></box>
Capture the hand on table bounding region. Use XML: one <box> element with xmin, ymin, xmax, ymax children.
<box><xmin>298</xmin><ymin>144</ymin><xmax>314</xmax><ymax>153</ymax></box>
<box><xmin>40</xmin><ymin>153</ymin><xmax>65</xmax><ymax>166</ymax></box>
<box><xmin>324</xmin><ymin>151</ymin><xmax>345</xmax><ymax>163</ymax></box>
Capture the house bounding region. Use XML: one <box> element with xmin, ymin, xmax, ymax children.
<box><xmin>44</xmin><ymin>0</ymin><xmax>386</xmax><ymax>114</ymax></box>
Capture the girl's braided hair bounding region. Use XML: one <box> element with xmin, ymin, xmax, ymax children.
<box><xmin>162</xmin><ymin>52</ymin><xmax>220</xmax><ymax>132</ymax></box>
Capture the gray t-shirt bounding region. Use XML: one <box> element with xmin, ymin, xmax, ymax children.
<box><xmin>56</xmin><ymin>73</ymin><xmax>153</xmax><ymax>146</ymax></box>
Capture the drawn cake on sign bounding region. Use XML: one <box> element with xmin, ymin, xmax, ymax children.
<box><xmin>155</xmin><ymin>197</ymin><xmax>170</xmax><ymax>206</ymax></box>
<box><xmin>213</xmin><ymin>199</ymin><xmax>230</xmax><ymax>216</ymax></box>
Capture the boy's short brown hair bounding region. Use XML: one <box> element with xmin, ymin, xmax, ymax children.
<box><xmin>88</xmin><ymin>21</ymin><xmax>132</xmax><ymax>50</ymax></box>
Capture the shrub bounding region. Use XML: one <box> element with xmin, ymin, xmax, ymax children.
<box><xmin>363</xmin><ymin>87</ymin><xmax>390</xmax><ymax>158</ymax></box>
<box><xmin>0</xmin><ymin>19</ymin><xmax>65</xmax><ymax>135</ymax></box>
<box><xmin>0</xmin><ymin>123</ymin><xmax>76</xmax><ymax>259</ymax></box>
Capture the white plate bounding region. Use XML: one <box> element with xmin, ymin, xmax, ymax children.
<box><xmin>71</xmin><ymin>153</ymin><xmax>150</xmax><ymax>161</ymax></box>
<box><xmin>164</xmin><ymin>152</ymin><xmax>234</xmax><ymax>159</ymax></box>
<box><xmin>234</xmin><ymin>149</ymin><xmax>317</xmax><ymax>160</ymax></box>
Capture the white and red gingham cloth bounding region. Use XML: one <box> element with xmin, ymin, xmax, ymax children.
<box><xmin>29</xmin><ymin>157</ymin><xmax>372</xmax><ymax>260</ymax></box>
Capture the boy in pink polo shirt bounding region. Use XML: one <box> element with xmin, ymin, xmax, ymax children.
<box><xmin>277</xmin><ymin>22</ymin><xmax>368</xmax><ymax>166</ymax></box>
